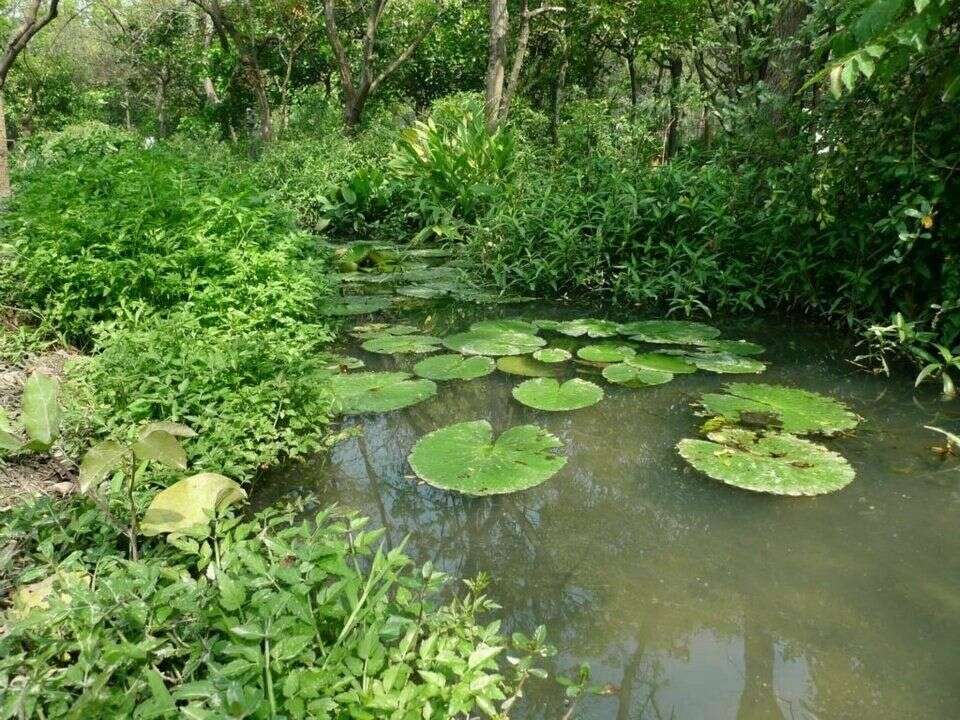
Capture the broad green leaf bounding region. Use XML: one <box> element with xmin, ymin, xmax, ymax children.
<box><xmin>627</xmin><ymin>352</ymin><xmax>697</xmax><ymax>374</ymax></box>
<box><xmin>602</xmin><ymin>363</ymin><xmax>673</xmax><ymax>387</ymax></box>
<box><xmin>141</xmin><ymin>472</ymin><xmax>246</xmax><ymax>537</ymax></box>
<box><xmin>139</xmin><ymin>421</ymin><xmax>196</xmax><ymax>439</ymax></box>
<box><xmin>443</xmin><ymin>329</ymin><xmax>545</xmax><ymax>356</ymax></box>
<box><xmin>20</xmin><ymin>372</ymin><xmax>60</xmax><ymax>449</ymax></box>
<box><xmin>696</xmin><ymin>339</ymin><xmax>765</xmax><ymax>356</ymax></box>
<box><xmin>678</xmin><ymin>428</ymin><xmax>856</xmax><ymax>496</ymax></box>
<box><xmin>496</xmin><ymin>355</ymin><xmax>562</xmax><ymax>377</ymax></box>
<box><xmin>361</xmin><ymin>334</ymin><xmax>441</xmax><ymax>354</ymax></box>
<box><xmin>620</xmin><ymin>320</ymin><xmax>721</xmax><ymax>345</ymax></box>
<box><xmin>533</xmin><ymin>348</ymin><xmax>571</xmax><ymax>363</ymax></box>
<box><xmin>687</xmin><ymin>352</ymin><xmax>766</xmax><ymax>374</ymax></box>
<box><xmin>351</xmin><ymin>323</ymin><xmax>419</xmax><ymax>338</ymax></box>
<box><xmin>553</xmin><ymin>319</ymin><xmax>621</xmax><ymax>338</ymax></box>
<box><xmin>408</xmin><ymin>420</ymin><xmax>566</xmax><ymax>495</ymax></box>
<box><xmin>322</xmin><ymin>296</ymin><xmax>392</xmax><ymax>316</ymax></box>
<box><xmin>470</xmin><ymin>319</ymin><xmax>539</xmax><ymax>334</ymax></box>
<box><xmin>397</xmin><ymin>283</ymin><xmax>456</xmax><ymax>299</ymax></box>
<box><xmin>79</xmin><ymin>440</ymin><xmax>127</xmax><ymax>493</ymax></box>
<box><xmin>576</xmin><ymin>343</ymin><xmax>636</xmax><ymax>363</ymax></box>
<box><xmin>133</xmin><ymin>429</ymin><xmax>187</xmax><ymax>469</ymax></box>
<box><xmin>413</xmin><ymin>354</ymin><xmax>495</xmax><ymax>381</ymax></box>
<box><xmin>512</xmin><ymin>378</ymin><xmax>604</xmax><ymax>411</ymax></box>
<box><xmin>699</xmin><ymin>383</ymin><xmax>860</xmax><ymax>436</ymax></box>
<box><xmin>331</xmin><ymin>372</ymin><xmax>437</xmax><ymax>414</ymax></box>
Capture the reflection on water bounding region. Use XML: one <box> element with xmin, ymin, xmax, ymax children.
<box><xmin>256</xmin><ymin>306</ymin><xmax>960</xmax><ymax>719</ymax></box>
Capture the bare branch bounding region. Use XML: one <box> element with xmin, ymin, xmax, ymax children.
<box><xmin>1</xmin><ymin>0</ymin><xmax>62</xmax><ymax>87</ymax></box>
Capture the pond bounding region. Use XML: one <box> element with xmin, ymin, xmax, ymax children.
<box><xmin>256</xmin><ymin>303</ymin><xmax>960</xmax><ymax>719</ymax></box>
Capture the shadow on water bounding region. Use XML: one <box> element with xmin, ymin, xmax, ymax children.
<box><xmin>255</xmin><ymin>304</ymin><xmax>960</xmax><ymax>720</ymax></box>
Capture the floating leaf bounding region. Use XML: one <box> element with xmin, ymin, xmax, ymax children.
<box><xmin>697</xmin><ymin>339</ymin><xmax>765</xmax><ymax>356</ymax></box>
<box><xmin>141</xmin><ymin>473</ymin><xmax>247</xmax><ymax>537</ymax></box>
<box><xmin>496</xmin><ymin>356</ymin><xmax>562</xmax><ymax>377</ymax></box>
<box><xmin>331</xmin><ymin>372</ymin><xmax>437</xmax><ymax>414</ymax></box>
<box><xmin>627</xmin><ymin>352</ymin><xmax>697</xmax><ymax>374</ymax></box>
<box><xmin>470</xmin><ymin>319</ymin><xmax>539</xmax><ymax>335</ymax></box>
<box><xmin>687</xmin><ymin>352</ymin><xmax>766</xmax><ymax>374</ymax></box>
<box><xmin>323</xmin><ymin>296</ymin><xmax>393</xmax><ymax>316</ymax></box>
<box><xmin>677</xmin><ymin>428</ymin><xmax>855</xmax><ymax>496</ymax></box>
<box><xmin>20</xmin><ymin>372</ymin><xmax>60</xmax><ymax>450</ymax></box>
<box><xmin>532</xmin><ymin>320</ymin><xmax>562</xmax><ymax>331</ymax></box>
<box><xmin>602</xmin><ymin>363</ymin><xmax>673</xmax><ymax>387</ymax></box>
<box><xmin>533</xmin><ymin>348</ymin><xmax>571</xmax><ymax>363</ymax></box>
<box><xmin>576</xmin><ymin>343</ymin><xmax>637</xmax><ymax>363</ymax></box>
<box><xmin>79</xmin><ymin>440</ymin><xmax>127</xmax><ymax>493</ymax></box>
<box><xmin>413</xmin><ymin>354</ymin><xmax>495</xmax><ymax>381</ymax></box>
<box><xmin>397</xmin><ymin>283</ymin><xmax>456</xmax><ymax>299</ymax></box>
<box><xmin>553</xmin><ymin>319</ymin><xmax>621</xmax><ymax>338</ymax></box>
<box><xmin>620</xmin><ymin>320</ymin><xmax>721</xmax><ymax>344</ymax></box>
<box><xmin>132</xmin><ymin>429</ymin><xmax>187</xmax><ymax>469</ymax></box>
<box><xmin>320</xmin><ymin>354</ymin><xmax>365</xmax><ymax>371</ymax></box>
<box><xmin>699</xmin><ymin>383</ymin><xmax>860</xmax><ymax>436</ymax></box>
<box><xmin>443</xmin><ymin>329</ymin><xmax>545</xmax><ymax>356</ymax></box>
<box><xmin>512</xmin><ymin>378</ymin><xmax>604</xmax><ymax>411</ymax></box>
<box><xmin>361</xmin><ymin>334</ymin><xmax>441</xmax><ymax>354</ymax></box>
<box><xmin>407</xmin><ymin>420</ymin><xmax>566</xmax><ymax>495</ymax></box>
<box><xmin>352</xmin><ymin>323</ymin><xmax>419</xmax><ymax>339</ymax></box>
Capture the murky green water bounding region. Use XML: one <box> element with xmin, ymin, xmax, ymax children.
<box><xmin>257</xmin><ymin>305</ymin><xmax>960</xmax><ymax>719</ymax></box>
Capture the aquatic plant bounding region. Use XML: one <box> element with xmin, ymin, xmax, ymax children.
<box><xmin>697</xmin><ymin>339</ymin><xmax>765</xmax><ymax>356</ymax></box>
<box><xmin>576</xmin><ymin>343</ymin><xmax>637</xmax><ymax>363</ymax></box>
<box><xmin>627</xmin><ymin>352</ymin><xmax>697</xmax><ymax>374</ymax></box>
<box><xmin>686</xmin><ymin>352</ymin><xmax>766</xmax><ymax>374</ymax></box>
<box><xmin>619</xmin><ymin>320</ymin><xmax>721</xmax><ymax>344</ymax></box>
<box><xmin>602</xmin><ymin>364</ymin><xmax>674</xmax><ymax>387</ymax></box>
<box><xmin>496</xmin><ymin>356</ymin><xmax>562</xmax><ymax>377</ymax></box>
<box><xmin>360</xmin><ymin>334</ymin><xmax>442</xmax><ymax>354</ymax></box>
<box><xmin>408</xmin><ymin>420</ymin><xmax>566</xmax><ymax>495</ymax></box>
<box><xmin>551</xmin><ymin>319</ymin><xmax>621</xmax><ymax>338</ymax></box>
<box><xmin>512</xmin><ymin>378</ymin><xmax>604</xmax><ymax>411</ymax></box>
<box><xmin>322</xmin><ymin>296</ymin><xmax>393</xmax><ymax>316</ymax></box>
<box><xmin>413</xmin><ymin>354</ymin><xmax>496</xmax><ymax>381</ymax></box>
<box><xmin>351</xmin><ymin>323</ymin><xmax>420</xmax><ymax>339</ymax></box>
<box><xmin>470</xmin><ymin>319</ymin><xmax>539</xmax><ymax>334</ymax></box>
<box><xmin>533</xmin><ymin>348</ymin><xmax>572</xmax><ymax>363</ymax></box>
<box><xmin>330</xmin><ymin>372</ymin><xmax>437</xmax><ymax>414</ymax></box>
<box><xmin>443</xmin><ymin>329</ymin><xmax>545</xmax><ymax>356</ymax></box>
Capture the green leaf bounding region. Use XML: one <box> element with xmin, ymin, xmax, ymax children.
<box><xmin>413</xmin><ymin>354</ymin><xmax>495</xmax><ymax>381</ymax></box>
<box><xmin>619</xmin><ymin>320</ymin><xmax>721</xmax><ymax>345</ymax></box>
<box><xmin>133</xmin><ymin>429</ymin><xmax>187</xmax><ymax>469</ymax></box>
<box><xmin>219</xmin><ymin>574</ymin><xmax>247</xmax><ymax>611</ymax></box>
<box><xmin>602</xmin><ymin>363</ymin><xmax>673</xmax><ymax>387</ymax></box>
<box><xmin>576</xmin><ymin>343</ymin><xmax>636</xmax><ymax>363</ymax></box>
<box><xmin>322</xmin><ymin>296</ymin><xmax>392</xmax><ymax>316</ymax></box>
<box><xmin>686</xmin><ymin>352</ymin><xmax>766</xmax><ymax>374</ymax></box>
<box><xmin>533</xmin><ymin>348</ymin><xmax>571</xmax><ymax>363</ymax></box>
<box><xmin>496</xmin><ymin>355</ymin><xmax>562</xmax><ymax>377</ymax></box>
<box><xmin>20</xmin><ymin>372</ymin><xmax>60</xmax><ymax>449</ymax></box>
<box><xmin>79</xmin><ymin>440</ymin><xmax>127</xmax><ymax>493</ymax></box>
<box><xmin>470</xmin><ymin>319</ymin><xmax>539</xmax><ymax>334</ymax></box>
<box><xmin>627</xmin><ymin>352</ymin><xmax>697</xmax><ymax>374</ymax></box>
<box><xmin>512</xmin><ymin>378</ymin><xmax>604</xmax><ymax>411</ymax></box>
<box><xmin>443</xmin><ymin>329</ymin><xmax>545</xmax><ymax>356</ymax></box>
<box><xmin>468</xmin><ymin>644</ymin><xmax>503</xmax><ymax>669</ymax></box>
<box><xmin>678</xmin><ymin>428</ymin><xmax>856</xmax><ymax>496</ymax></box>
<box><xmin>331</xmin><ymin>372</ymin><xmax>437</xmax><ymax>414</ymax></box>
<box><xmin>139</xmin><ymin>421</ymin><xmax>196</xmax><ymax>438</ymax></box>
<box><xmin>361</xmin><ymin>334</ymin><xmax>441</xmax><ymax>354</ymax></box>
<box><xmin>697</xmin><ymin>339</ymin><xmax>765</xmax><ymax>356</ymax></box>
<box><xmin>552</xmin><ymin>319</ymin><xmax>621</xmax><ymax>338</ymax></box>
<box><xmin>141</xmin><ymin>472</ymin><xmax>247</xmax><ymax>537</ymax></box>
<box><xmin>408</xmin><ymin>420</ymin><xmax>566</xmax><ymax>495</ymax></box>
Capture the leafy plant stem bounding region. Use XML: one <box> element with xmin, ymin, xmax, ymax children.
<box><xmin>126</xmin><ymin>451</ymin><xmax>139</xmax><ymax>562</ymax></box>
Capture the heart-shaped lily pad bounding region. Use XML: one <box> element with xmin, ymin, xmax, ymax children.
<box><xmin>408</xmin><ymin>420</ymin><xmax>566</xmax><ymax>495</ymax></box>
<box><xmin>627</xmin><ymin>352</ymin><xmax>697</xmax><ymax>374</ymax></box>
<box><xmin>397</xmin><ymin>283</ymin><xmax>457</xmax><ymax>299</ymax></box>
<box><xmin>699</xmin><ymin>383</ymin><xmax>860</xmax><ymax>436</ymax></box>
<box><xmin>352</xmin><ymin>323</ymin><xmax>420</xmax><ymax>339</ymax></box>
<box><xmin>554</xmin><ymin>319</ymin><xmax>621</xmax><ymax>338</ymax></box>
<box><xmin>496</xmin><ymin>355</ymin><xmax>562</xmax><ymax>377</ymax></box>
<box><xmin>444</xmin><ymin>329</ymin><xmax>546</xmax><ymax>356</ymax></box>
<box><xmin>697</xmin><ymin>339</ymin><xmax>765</xmax><ymax>356</ymax></box>
<box><xmin>470</xmin><ymin>319</ymin><xmax>539</xmax><ymax>334</ymax></box>
<box><xmin>361</xmin><ymin>334</ymin><xmax>442</xmax><ymax>354</ymax></box>
<box><xmin>576</xmin><ymin>343</ymin><xmax>637</xmax><ymax>363</ymax></box>
<box><xmin>533</xmin><ymin>348</ymin><xmax>572</xmax><ymax>363</ymax></box>
<box><xmin>602</xmin><ymin>363</ymin><xmax>674</xmax><ymax>387</ymax></box>
<box><xmin>141</xmin><ymin>472</ymin><xmax>247</xmax><ymax>537</ymax></box>
<box><xmin>413</xmin><ymin>354</ymin><xmax>495</xmax><ymax>381</ymax></box>
<box><xmin>620</xmin><ymin>320</ymin><xmax>721</xmax><ymax>344</ymax></box>
<box><xmin>677</xmin><ymin>428</ymin><xmax>855</xmax><ymax>496</ymax></box>
<box><xmin>331</xmin><ymin>372</ymin><xmax>437</xmax><ymax>414</ymax></box>
<box><xmin>687</xmin><ymin>352</ymin><xmax>766</xmax><ymax>374</ymax></box>
<box><xmin>512</xmin><ymin>378</ymin><xmax>604</xmax><ymax>411</ymax></box>
<box><xmin>323</xmin><ymin>296</ymin><xmax>393</xmax><ymax>316</ymax></box>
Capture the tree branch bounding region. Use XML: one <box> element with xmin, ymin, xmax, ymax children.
<box><xmin>1</xmin><ymin>0</ymin><xmax>61</xmax><ymax>87</ymax></box>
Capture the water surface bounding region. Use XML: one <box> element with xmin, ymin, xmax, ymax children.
<box><xmin>257</xmin><ymin>305</ymin><xmax>960</xmax><ymax>719</ymax></box>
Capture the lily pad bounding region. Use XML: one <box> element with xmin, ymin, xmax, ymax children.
<box><xmin>444</xmin><ymin>329</ymin><xmax>545</xmax><ymax>356</ymax></box>
<box><xmin>533</xmin><ymin>348</ymin><xmax>572</xmax><ymax>363</ymax></box>
<box><xmin>496</xmin><ymin>355</ymin><xmax>562</xmax><ymax>377</ymax></box>
<box><xmin>620</xmin><ymin>320</ymin><xmax>721</xmax><ymax>344</ymax></box>
<box><xmin>677</xmin><ymin>428</ymin><xmax>855</xmax><ymax>496</ymax></box>
<box><xmin>699</xmin><ymin>383</ymin><xmax>860</xmax><ymax>436</ymax></box>
<box><xmin>407</xmin><ymin>420</ymin><xmax>566</xmax><ymax>495</ymax></box>
<box><xmin>413</xmin><ymin>354</ymin><xmax>495</xmax><ymax>381</ymax></box>
<box><xmin>512</xmin><ymin>378</ymin><xmax>604</xmax><ymax>411</ymax></box>
<box><xmin>697</xmin><ymin>339</ymin><xmax>765</xmax><ymax>356</ymax></box>
<box><xmin>397</xmin><ymin>283</ymin><xmax>457</xmax><ymax>299</ymax></box>
<box><xmin>532</xmin><ymin>320</ymin><xmax>562</xmax><ymax>331</ymax></box>
<box><xmin>141</xmin><ymin>473</ymin><xmax>247</xmax><ymax>537</ymax></box>
<box><xmin>602</xmin><ymin>363</ymin><xmax>674</xmax><ymax>387</ymax></box>
<box><xmin>627</xmin><ymin>352</ymin><xmax>697</xmax><ymax>374</ymax></box>
<box><xmin>576</xmin><ymin>343</ymin><xmax>637</xmax><ymax>363</ymax></box>
<box><xmin>554</xmin><ymin>319</ymin><xmax>621</xmax><ymax>338</ymax></box>
<box><xmin>331</xmin><ymin>372</ymin><xmax>437</xmax><ymax>414</ymax></box>
<box><xmin>687</xmin><ymin>352</ymin><xmax>766</xmax><ymax>374</ymax></box>
<box><xmin>323</xmin><ymin>296</ymin><xmax>393</xmax><ymax>316</ymax></box>
<box><xmin>351</xmin><ymin>323</ymin><xmax>420</xmax><ymax>339</ymax></box>
<box><xmin>470</xmin><ymin>319</ymin><xmax>539</xmax><ymax>335</ymax></box>
<box><xmin>361</xmin><ymin>334</ymin><xmax>442</xmax><ymax>354</ymax></box>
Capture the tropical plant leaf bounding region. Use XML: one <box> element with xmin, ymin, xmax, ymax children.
<box><xmin>687</xmin><ymin>352</ymin><xmax>766</xmax><ymax>374</ymax></box>
<box><xmin>512</xmin><ymin>378</ymin><xmax>604</xmax><ymax>411</ymax></box>
<box><xmin>697</xmin><ymin>339</ymin><xmax>765</xmax><ymax>356</ymax></box>
<box><xmin>20</xmin><ymin>372</ymin><xmax>60</xmax><ymax>449</ymax></box>
<box><xmin>620</xmin><ymin>320</ymin><xmax>721</xmax><ymax>344</ymax></box>
<box><xmin>627</xmin><ymin>352</ymin><xmax>697</xmax><ymax>374</ymax></box>
<box><xmin>533</xmin><ymin>348</ymin><xmax>571</xmax><ymax>363</ymax></box>
<box><xmin>699</xmin><ymin>383</ymin><xmax>860</xmax><ymax>436</ymax></box>
<box><xmin>139</xmin><ymin>421</ymin><xmax>197</xmax><ymax>439</ymax></box>
<box><xmin>132</xmin><ymin>429</ymin><xmax>187</xmax><ymax>469</ymax></box>
<box><xmin>602</xmin><ymin>363</ymin><xmax>674</xmax><ymax>387</ymax></box>
<box><xmin>443</xmin><ymin>329</ymin><xmax>545</xmax><ymax>356</ymax></box>
<box><xmin>141</xmin><ymin>473</ymin><xmax>247</xmax><ymax>537</ymax></box>
<box><xmin>576</xmin><ymin>343</ymin><xmax>637</xmax><ymax>363</ymax></box>
<box><xmin>413</xmin><ymin>354</ymin><xmax>495</xmax><ymax>381</ymax></box>
<box><xmin>496</xmin><ymin>355</ymin><xmax>562</xmax><ymax>377</ymax></box>
<box><xmin>331</xmin><ymin>372</ymin><xmax>437</xmax><ymax>414</ymax></box>
<box><xmin>322</xmin><ymin>296</ymin><xmax>393</xmax><ymax>316</ymax></box>
<box><xmin>79</xmin><ymin>440</ymin><xmax>128</xmax><ymax>493</ymax></box>
<box><xmin>407</xmin><ymin>420</ymin><xmax>566</xmax><ymax>495</ymax></box>
<box><xmin>470</xmin><ymin>319</ymin><xmax>539</xmax><ymax>334</ymax></box>
<box><xmin>553</xmin><ymin>319</ymin><xmax>621</xmax><ymax>338</ymax></box>
<box><xmin>677</xmin><ymin>428</ymin><xmax>856</xmax><ymax>496</ymax></box>
<box><xmin>361</xmin><ymin>334</ymin><xmax>442</xmax><ymax>354</ymax></box>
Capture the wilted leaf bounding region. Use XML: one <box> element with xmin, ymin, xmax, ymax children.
<box><xmin>141</xmin><ymin>473</ymin><xmax>247</xmax><ymax>537</ymax></box>
<box><xmin>79</xmin><ymin>440</ymin><xmax>128</xmax><ymax>493</ymax></box>
<box><xmin>133</xmin><ymin>429</ymin><xmax>187</xmax><ymax>469</ymax></box>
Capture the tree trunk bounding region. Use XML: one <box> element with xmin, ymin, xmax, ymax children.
<box><xmin>343</xmin><ymin>92</ymin><xmax>364</xmax><ymax>129</ymax></box>
<box><xmin>627</xmin><ymin>55</ymin><xmax>639</xmax><ymax>112</ymax></box>
<box><xmin>549</xmin><ymin>45</ymin><xmax>567</xmax><ymax>143</ymax></box>
<box><xmin>664</xmin><ymin>56</ymin><xmax>682</xmax><ymax>160</ymax></box>
<box><xmin>0</xmin><ymin>90</ymin><xmax>10</xmax><ymax>199</ymax></box>
<box><xmin>485</xmin><ymin>0</ymin><xmax>508</xmax><ymax>132</ymax></box>
<box><xmin>241</xmin><ymin>57</ymin><xmax>273</xmax><ymax>141</ymax></box>
<box><xmin>765</xmin><ymin>0</ymin><xmax>811</xmax><ymax>136</ymax></box>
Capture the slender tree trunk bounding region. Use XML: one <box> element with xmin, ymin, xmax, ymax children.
<box><xmin>241</xmin><ymin>57</ymin><xmax>272</xmax><ymax>141</ymax></box>
<box><xmin>765</xmin><ymin>0</ymin><xmax>811</xmax><ymax>136</ymax></box>
<box><xmin>664</xmin><ymin>56</ymin><xmax>682</xmax><ymax>160</ymax></box>
<box><xmin>549</xmin><ymin>42</ymin><xmax>567</xmax><ymax>143</ymax></box>
<box><xmin>199</xmin><ymin>14</ymin><xmax>220</xmax><ymax>106</ymax></box>
<box><xmin>0</xmin><ymin>90</ymin><xmax>10</xmax><ymax>199</ymax></box>
<box><xmin>485</xmin><ymin>0</ymin><xmax>508</xmax><ymax>132</ymax></box>
<box><xmin>627</xmin><ymin>55</ymin><xmax>639</xmax><ymax>112</ymax></box>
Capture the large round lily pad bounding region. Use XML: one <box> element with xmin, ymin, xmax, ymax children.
<box><xmin>576</xmin><ymin>343</ymin><xmax>637</xmax><ymax>363</ymax></box>
<box><xmin>361</xmin><ymin>334</ymin><xmax>441</xmax><ymax>354</ymax></box>
<box><xmin>687</xmin><ymin>352</ymin><xmax>766</xmax><ymax>374</ymax></box>
<box><xmin>627</xmin><ymin>352</ymin><xmax>697</xmax><ymax>374</ymax></box>
<box><xmin>351</xmin><ymin>323</ymin><xmax>420</xmax><ymax>339</ymax></box>
<box><xmin>602</xmin><ymin>363</ymin><xmax>674</xmax><ymax>387</ymax></box>
<box><xmin>141</xmin><ymin>473</ymin><xmax>247</xmax><ymax>537</ymax></box>
<box><xmin>444</xmin><ymin>329</ymin><xmax>545</xmax><ymax>356</ymax></box>
<box><xmin>470</xmin><ymin>319</ymin><xmax>539</xmax><ymax>335</ymax></box>
<box><xmin>620</xmin><ymin>320</ymin><xmax>721</xmax><ymax>344</ymax></box>
<box><xmin>697</xmin><ymin>339</ymin><xmax>765</xmax><ymax>356</ymax></box>
<box><xmin>700</xmin><ymin>383</ymin><xmax>860</xmax><ymax>436</ymax></box>
<box><xmin>554</xmin><ymin>319</ymin><xmax>621</xmax><ymax>338</ymax></box>
<box><xmin>322</xmin><ymin>296</ymin><xmax>393</xmax><ymax>316</ymax></box>
<box><xmin>512</xmin><ymin>378</ymin><xmax>604</xmax><ymax>411</ymax></box>
<box><xmin>331</xmin><ymin>372</ymin><xmax>437</xmax><ymax>414</ymax></box>
<box><xmin>496</xmin><ymin>355</ymin><xmax>562</xmax><ymax>377</ymax></box>
<box><xmin>413</xmin><ymin>354</ymin><xmax>495</xmax><ymax>381</ymax></box>
<box><xmin>533</xmin><ymin>348</ymin><xmax>572</xmax><ymax>363</ymax></box>
<box><xmin>677</xmin><ymin>428</ymin><xmax>855</xmax><ymax>496</ymax></box>
<box><xmin>408</xmin><ymin>420</ymin><xmax>566</xmax><ymax>495</ymax></box>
